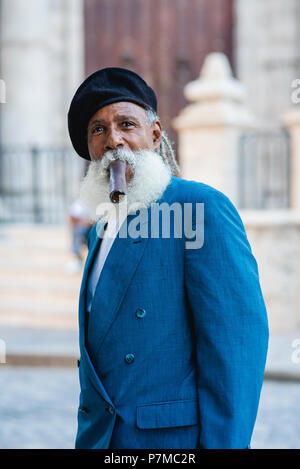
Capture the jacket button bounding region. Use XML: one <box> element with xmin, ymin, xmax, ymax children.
<box><xmin>136</xmin><ymin>308</ymin><xmax>146</xmax><ymax>319</ymax></box>
<box><xmin>125</xmin><ymin>353</ymin><xmax>135</xmax><ymax>364</ymax></box>
<box><xmin>79</xmin><ymin>406</ymin><xmax>89</xmax><ymax>414</ymax></box>
<box><xmin>107</xmin><ymin>405</ymin><xmax>115</xmax><ymax>415</ymax></box>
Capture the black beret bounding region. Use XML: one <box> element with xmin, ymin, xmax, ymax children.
<box><xmin>67</xmin><ymin>67</ymin><xmax>157</xmax><ymax>160</ymax></box>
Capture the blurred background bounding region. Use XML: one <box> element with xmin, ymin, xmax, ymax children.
<box><xmin>0</xmin><ymin>0</ymin><xmax>300</xmax><ymax>449</ymax></box>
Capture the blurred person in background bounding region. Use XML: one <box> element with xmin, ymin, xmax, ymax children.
<box><xmin>67</xmin><ymin>67</ymin><xmax>269</xmax><ymax>449</ymax></box>
<box><xmin>67</xmin><ymin>198</ymin><xmax>93</xmax><ymax>273</ymax></box>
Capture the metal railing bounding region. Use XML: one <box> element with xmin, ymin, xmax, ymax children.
<box><xmin>0</xmin><ymin>134</ymin><xmax>291</xmax><ymax>223</ymax></box>
<box><xmin>0</xmin><ymin>145</ymin><xmax>85</xmax><ymax>224</ymax></box>
<box><xmin>238</xmin><ymin>129</ymin><xmax>291</xmax><ymax>209</ymax></box>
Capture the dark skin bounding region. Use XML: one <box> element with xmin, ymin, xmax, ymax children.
<box><xmin>87</xmin><ymin>101</ymin><xmax>162</xmax><ymax>183</ymax></box>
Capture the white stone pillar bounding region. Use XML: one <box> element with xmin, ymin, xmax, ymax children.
<box><xmin>0</xmin><ymin>0</ymin><xmax>85</xmax><ymax>223</ymax></box>
<box><xmin>282</xmin><ymin>109</ymin><xmax>300</xmax><ymax>210</ymax></box>
<box><xmin>173</xmin><ymin>52</ymin><xmax>257</xmax><ymax>207</ymax></box>
<box><xmin>0</xmin><ymin>0</ymin><xmax>84</xmax><ymax>146</ymax></box>
<box><xmin>240</xmin><ymin>209</ymin><xmax>300</xmax><ymax>333</ymax></box>
<box><xmin>234</xmin><ymin>0</ymin><xmax>300</xmax><ymax>126</ymax></box>
<box><xmin>0</xmin><ymin>0</ymin><xmax>51</xmax><ymax>145</ymax></box>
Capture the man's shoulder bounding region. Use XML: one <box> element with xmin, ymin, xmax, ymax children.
<box><xmin>163</xmin><ymin>176</ymin><xmax>243</xmax><ymax>226</ymax></box>
<box><xmin>164</xmin><ymin>176</ymin><xmax>231</xmax><ymax>206</ymax></box>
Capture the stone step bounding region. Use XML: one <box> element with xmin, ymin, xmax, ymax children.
<box><xmin>0</xmin><ymin>290</ymin><xmax>78</xmax><ymax>309</ymax></box>
<box><xmin>0</xmin><ymin>226</ymin><xmax>89</xmax><ymax>256</ymax></box>
<box><xmin>1</xmin><ymin>325</ymin><xmax>78</xmax><ymax>355</ymax></box>
<box><xmin>0</xmin><ymin>283</ymin><xmax>81</xmax><ymax>299</ymax></box>
<box><xmin>0</xmin><ymin>297</ymin><xmax>78</xmax><ymax>330</ymax></box>
<box><xmin>0</xmin><ymin>242</ymin><xmax>71</xmax><ymax>254</ymax></box>
<box><xmin>0</xmin><ymin>310</ymin><xmax>77</xmax><ymax>330</ymax></box>
<box><xmin>0</xmin><ymin>249</ymin><xmax>76</xmax><ymax>265</ymax></box>
<box><xmin>0</xmin><ymin>258</ymin><xmax>85</xmax><ymax>273</ymax></box>
<box><xmin>0</xmin><ymin>224</ymin><xmax>72</xmax><ymax>244</ymax></box>
<box><xmin>0</xmin><ymin>224</ymin><xmax>85</xmax><ymax>329</ymax></box>
<box><xmin>0</xmin><ymin>274</ymin><xmax>82</xmax><ymax>293</ymax></box>
<box><xmin>0</xmin><ymin>225</ymin><xmax>87</xmax><ymax>272</ymax></box>
<box><xmin>0</xmin><ymin>229</ymin><xmax>84</xmax><ymax>255</ymax></box>
<box><xmin>0</xmin><ymin>326</ymin><xmax>79</xmax><ymax>366</ymax></box>
<box><xmin>0</xmin><ymin>270</ymin><xmax>82</xmax><ymax>285</ymax></box>
<box><xmin>0</xmin><ymin>227</ymin><xmax>70</xmax><ymax>240</ymax></box>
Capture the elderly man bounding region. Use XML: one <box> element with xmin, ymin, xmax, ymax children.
<box><xmin>67</xmin><ymin>67</ymin><xmax>268</xmax><ymax>450</ymax></box>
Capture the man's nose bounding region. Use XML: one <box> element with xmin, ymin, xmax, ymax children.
<box><xmin>104</xmin><ymin>127</ymin><xmax>124</xmax><ymax>151</ymax></box>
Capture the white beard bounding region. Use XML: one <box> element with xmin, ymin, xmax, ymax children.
<box><xmin>79</xmin><ymin>148</ymin><xmax>171</xmax><ymax>222</ymax></box>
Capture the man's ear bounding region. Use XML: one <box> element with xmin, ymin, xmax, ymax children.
<box><xmin>152</xmin><ymin>120</ymin><xmax>162</xmax><ymax>150</ymax></box>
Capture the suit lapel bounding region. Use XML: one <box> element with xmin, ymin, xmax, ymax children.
<box><xmin>79</xmin><ymin>178</ymin><xmax>175</xmax><ymax>346</ymax></box>
<box><xmin>87</xmin><ymin>213</ymin><xmax>150</xmax><ymax>353</ymax></box>
<box><xmin>78</xmin><ymin>221</ymin><xmax>104</xmax><ymax>344</ymax></box>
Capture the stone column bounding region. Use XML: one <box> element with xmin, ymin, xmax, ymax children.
<box><xmin>240</xmin><ymin>209</ymin><xmax>300</xmax><ymax>333</ymax></box>
<box><xmin>234</xmin><ymin>0</ymin><xmax>300</xmax><ymax>126</ymax></box>
<box><xmin>0</xmin><ymin>0</ymin><xmax>50</xmax><ymax>145</ymax></box>
<box><xmin>0</xmin><ymin>0</ymin><xmax>84</xmax><ymax>146</ymax></box>
<box><xmin>173</xmin><ymin>52</ymin><xmax>257</xmax><ymax>207</ymax></box>
<box><xmin>0</xmin><ymin>0</ymin><xmax>85</xmax><ymax>222</ymax></box>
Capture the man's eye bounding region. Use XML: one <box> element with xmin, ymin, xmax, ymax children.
<box><xmin>122</xmin><ymin>121</ymin><xmax>134</xmax><ymax>127</ymax></box>
<box><xmin>92</xmin><ymin>126</ymin><xmax>104</xmax><ymax>134</ymax></box>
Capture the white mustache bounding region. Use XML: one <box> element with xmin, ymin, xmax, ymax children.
<box><xmin>79</xmin><ymin>149</ymin><xmax>171</xmax><ymax>221</ymax></box>
<box><xmin>99</xmin><ymin>148</ymin><xmax>137</xmax><ymax>176</ymax></box>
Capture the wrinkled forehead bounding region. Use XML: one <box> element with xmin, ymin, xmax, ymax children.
<box><xmin>88</xmin><ymin>101</ymin><xmax>148</xmax><ymax>127</ymax></box>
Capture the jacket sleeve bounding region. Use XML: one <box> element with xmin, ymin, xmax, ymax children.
<box><xmin>184</xmin><ymin>188</ymin><xmax>269</xmax><ymax>449</ymax></box>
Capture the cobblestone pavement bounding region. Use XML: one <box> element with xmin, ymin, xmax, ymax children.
<box><xmin>0</xmin><ymin>367</ymin><xmax>79</xmax><ymax>449</ymax></box>
<box><xmin>252</xmin><ymin>379</ymin><xmax>300</xmax><ymax>449</ymax></box>
<box><xmin>0</xmin><ymin>366</ymin><xmax>299</xmax><ymax>449</ymax></box>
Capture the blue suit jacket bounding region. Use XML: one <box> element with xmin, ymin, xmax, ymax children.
<box><xmin>75</xmin><ymin>176</ymin><xmax>269</xmax><ymax>449</ymax></box>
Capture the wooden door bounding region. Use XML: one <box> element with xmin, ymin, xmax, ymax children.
<box><xmin>84</xmin><ymin>0</ymin><xmax>233</xmax><ymax>158</ymax></box>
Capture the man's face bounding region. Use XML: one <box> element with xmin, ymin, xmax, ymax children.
<box><xmin>80</xmin><ymin>103</ymin><xmax>170</xmax><ymax>220</ymax></box>
<box><xmin>87</xmin><ymin>101</ymin><xmax>162</xmax><ymax>162</ymax></box>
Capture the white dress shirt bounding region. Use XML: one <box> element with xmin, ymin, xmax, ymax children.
<box><xmin>86</xmin><ymin>210</ymin><xmax>127</xmax><ymax>314</ymax></box>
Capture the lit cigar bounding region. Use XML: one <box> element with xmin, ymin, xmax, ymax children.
<box><xmin>109</xmin><ymin>159</ymin><xmax>127</xmax><ymax>203</ymax></box>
